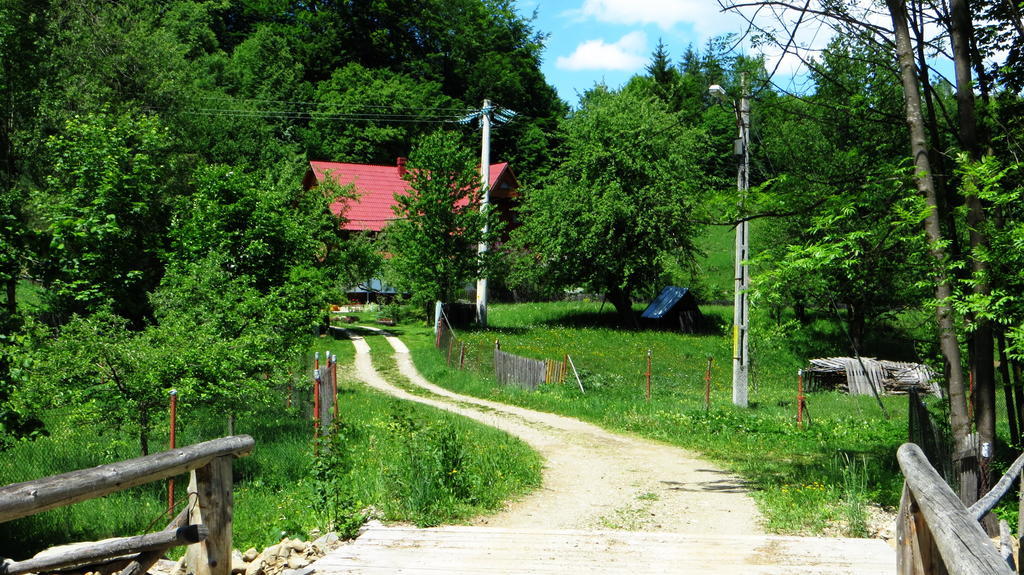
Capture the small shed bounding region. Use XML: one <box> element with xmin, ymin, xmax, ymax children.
<box><xmin>640</xmin><ymin>286</ymin><xmax>703</xmax><ymax>333</ymax></box>
<box><xmin>346</xmin><ymin>278</ymin><xmax>400</xmax><ymax>304</ymax></box>
<box><xmin>804</xmin><ymin>357</ymin><xmax>942</xmax><ymax>397</ymax></box>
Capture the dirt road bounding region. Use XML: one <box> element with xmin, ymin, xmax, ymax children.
<box><xmin>345</xmin><ymin>327</ymin><xmax>764</xmax><ymax>535</ymax></box>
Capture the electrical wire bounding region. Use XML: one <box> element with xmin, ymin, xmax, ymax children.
<box><xmin>143</xmin><ymin>98</ymin><xmax>526</xmax><ymax>126</ymax></box>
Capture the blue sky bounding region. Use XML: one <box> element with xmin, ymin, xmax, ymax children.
<box><xmin>517</xmin><ymin>1</ymin><xmax>756</xmax><ymax>107</ymax></box>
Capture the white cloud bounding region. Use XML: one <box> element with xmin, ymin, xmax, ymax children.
<box><xmin>556</xmin><ymin>31</ymin><xmax>648</xmax><ymax>71</ymax></box>
<box><xmin>575</xmin><ymin>0</ymin><xmax>727</xmax><ymax>34</ymax></box>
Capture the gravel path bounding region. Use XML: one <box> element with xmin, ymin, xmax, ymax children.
<box><xmin>345</xmin><ymin>327</ymin><xmax>764</xmax><ymax>535</ymax></box>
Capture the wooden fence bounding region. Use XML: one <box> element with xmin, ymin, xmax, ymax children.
<box><xmin>434</xmin><ymin>307</ymin><xmax>569</xmax><ymax>391</ymax></box>
<box><xmin>897</xmin><ymin>442</ymin><xmax>1024</xmax><ymax>574</ymax></box>
<box><xmin>907</xmin><ymin>389</ymin><xmax>953</xmax><ymax>482</ymax></box>
<box><xmin>0</xmin><ymin>435</ymin><xmax>254</xmax><ymax>575</ymax></box>
<box><xmin>493</xmin><ymin>341</ymin><xmax>566</xmax><ymax>391</ymax></box>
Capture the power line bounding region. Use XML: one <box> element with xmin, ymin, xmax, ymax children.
<box><xmin>140</xmin><ymin>96</ymin><xmax>529</xmax><ymax>126</ymax></box>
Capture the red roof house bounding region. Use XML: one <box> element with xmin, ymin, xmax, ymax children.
<box><xmin>303</xmin><ymin>158</ymin><xmax>519</xmax><ymax>234</ymax></box>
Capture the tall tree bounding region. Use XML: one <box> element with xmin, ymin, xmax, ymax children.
<box><xmin>885</xmin><ymin>0</ymin><xmax>973</xmax><ymax>500</ymax></box>
<box><xmin>385</xmin><ymin>130</ymin><xmax>492</xmax><ymax>311</ymax></box>
<box><xmin>949</xmin><ymin>0</ymin><xmax>998</xmax><ymax>496</ymax></box>
<box><xmin>303</xmin><ymin>63</ymin><xmax>454</xmax><ymax>164</ymax></box>
<box><xmin>35</xmin><ymin>111</ymin><xmax>178</xmax><ymax>327</ymax></box>
<box><xmin>511</xmin><ymin>86</ymin><xmax>706</xmax><ymax>325</ymax></box>
<box><xmin>645</xmin><ymin>38</ymin><xmax>681</xmax><ymax>109</ymax></box>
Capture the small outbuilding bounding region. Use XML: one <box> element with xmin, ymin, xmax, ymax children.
<box><xmin>640</xmin><ymin>286</ymin><xmax>703</xmax><ymax>333</ymax></box>
<box><xmin>345</xmin><ymin>278</ymin><xmax>401</xmax><ymax>304</ymax></box>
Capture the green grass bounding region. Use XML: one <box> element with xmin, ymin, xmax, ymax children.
<box><xmin>403</xmin><ymin>300</ymin><xmax>912</xmax><ymax>536</ymax></box>
<box><xmin>0</xmin><ymin>330</ymin><xmax>541</xmax><ymax>559</ymax></box>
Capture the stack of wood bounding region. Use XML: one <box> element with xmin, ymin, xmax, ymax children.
<box><xmin>805</xmin><ymin>357</ymin><xmax>941</xmax><ymax>397</ymax></box>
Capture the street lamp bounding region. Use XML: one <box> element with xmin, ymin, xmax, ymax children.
<box><xmin>709</xmin><ymin>80</ymin><xmax>751</xmax><ymax>408</ymax></box>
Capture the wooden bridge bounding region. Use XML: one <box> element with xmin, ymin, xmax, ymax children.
<box><xmin>310</xmin><ymin>523</ymin><xmax>894</xmax><ymax>574</ymax></box>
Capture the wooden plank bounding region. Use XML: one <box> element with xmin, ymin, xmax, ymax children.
<box><xmin>897</xmin><ymin>482</ymin><xmax>943</xmax><ymax>575</ymax></box>
<box><xmin>1</xmin><ymin>525</ymin><xmax>207</xmax><ymax>575</ymax></box>
<box><xmin>897</xmin><ymin>483</ymin><xmax>916</xmax><ymax>575</ymax></box>
<box><xmin>0</xmin><ymin>435</ymin><xmax>254</xmax><ymax>524</ymax></box>
<box><xmin>184</xmin><ymin>456</ymin><xmax>234</xmax><ymax>575</ymax></box>
<box><xmin>312</xmin><ymin>524</ymin><xmax>895</xmax><ymax>574</ymax></box>
<box><xmin>897</xmin><ymin>443</ymin><xmax>1012</xmax><ymax>574</ymax></box>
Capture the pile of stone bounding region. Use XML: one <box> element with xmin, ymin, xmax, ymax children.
<box><xmin>160</xmin><ymin>532</ymin><xmax>342</xmax><ymax>575</ymax></box>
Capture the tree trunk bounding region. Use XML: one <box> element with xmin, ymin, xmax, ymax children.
<box><xmin>951</xmin><ymin>0</ymin><xmax>997</xmax><ymax>520</ymax></box>
<box><xmin>886</xmin><ymin>0</ymin><xmax>973</xmax><ymax>501</ymax></box>
<box><xmin>4</xmin><ymin>277</ymin><xmax>14</xmax><ymax>317</ymax></box>
<box><xmin>846</xmin><ymin>302</ymin><xmax>865</xmax><ymax>354</ymax></box>
<box><xmin>139</xmin><ymin>409</ymin><xmax>150</xmax><ymax>456</ymax></box>
<box><xmin>606</xmin><ymin>287</ymin><xmax>637</xmax><ymax>329</ymax></box>
<box><xmin>910</xmin><ymin>0</ymin><xmax>960</xmax><ymax>260</ymax></box>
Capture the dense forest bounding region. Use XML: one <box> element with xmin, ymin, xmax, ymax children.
<box><xmin>3</xmin><ymin>0</ymin><xmax>1024</xmax><ymax>518</ymax></box>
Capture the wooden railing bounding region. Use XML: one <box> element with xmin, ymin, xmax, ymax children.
<box><xmin>0</xmin><ymin>435</ymin><xmax>254</xmax><ymax>575</ymax></box>
<box><xmin>897</xmin><ymin>442</ymin><xmax>1024</xmax><ymax>574</ymax></box>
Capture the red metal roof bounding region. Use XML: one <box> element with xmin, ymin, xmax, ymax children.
<box><xmin>308</xmin><ymin>159</ymin><xmax>514</xmax><ymax>232</ymax></box>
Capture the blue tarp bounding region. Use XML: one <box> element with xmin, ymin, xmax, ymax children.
<box><xmin>641</xmin><ymin>286</ymin><xmax>693</xmax><ymax>319</ymax></box>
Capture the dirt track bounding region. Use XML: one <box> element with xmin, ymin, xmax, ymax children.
<box><xmin>345</xmin><ymin>327</ymin><xmax>764</xmax><ymax>535</ymax></box>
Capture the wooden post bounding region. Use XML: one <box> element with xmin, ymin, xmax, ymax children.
<box><xmin>1019</xmin><ymin>470</ymin><xmax>1023</xmax><ymax>573</ymax></box>
<box><xmin>185</xmin><ymin>456</ymin><xmax>234</xmax><ymax>575</ymax></box>
<box><xmin>312</xmin><ymin>367</ymin><xmax>321</xmax><ymax>445</ymax></box>
<box><xmin>797</xmin><ymin>369</ymin><xmax>805</xmax><ymax>429</ymax></box>
<box><xmin>459</xmin><ymin>343</ymin><xmax>466</xmax><ymax>369</ymax></box>
<box><xmin>645</xmin><ymin>350</ymin><xmax>652</xmax><ymax>401</ymax></box>
<box><xmin>897</xmin><ymin>483</ymin><xmax>937</xmax><ymax>575</ymax></box>
<box><xmin>168</xmin><ymin>389</ymin><xmax>177</xmax><ymax>518</ymax></box>
<box><xmin>331</xmin><ymin>353</ymin><xmax>339</xmax><ymax>421</ymax></box>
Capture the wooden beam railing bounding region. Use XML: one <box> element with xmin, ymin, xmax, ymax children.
<box><xmin>897</xmin><ymin>442</ymin><xmax>1018</xmax><ymax>574</ymax></box>
<box><xmin>0</xmin><ymin>435</ymin><xmax>254</xmax><ymax>575</ymax></box>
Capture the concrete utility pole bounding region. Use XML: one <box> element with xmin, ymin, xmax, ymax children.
<box><xmin>709</xmin><ymin>79</ymin><xmax>751</xmax><ymax>408</ymax></box>
<box><xmin>475</xmin><ymin>99</ymin><xmax>492</xmax><ymax>327</ymax></box>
